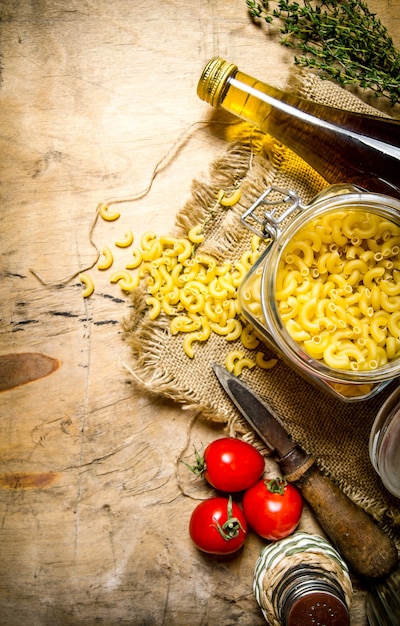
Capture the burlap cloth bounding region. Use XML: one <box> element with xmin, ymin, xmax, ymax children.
<box><xmin>123</xmin><ymin>69</ymin><xmax>400</xmax><ymax>551</ymax></box>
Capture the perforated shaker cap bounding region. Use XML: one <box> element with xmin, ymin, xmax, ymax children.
<box><xmin>196</xmin><ymin>57</ymin><xmax>238</xmax><ymax>107</ymax></box>
<box><xmin>284</xmin><ymin>589</ymin><xmax>350</xmax><ymax>626</ymax></box>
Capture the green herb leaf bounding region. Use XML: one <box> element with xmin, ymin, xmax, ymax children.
<box><xmin>246</xmin><ymin>0</ymin><xmax>400</xmax><ymax>104</ymax></box>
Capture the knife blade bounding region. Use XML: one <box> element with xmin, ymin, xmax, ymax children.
<box><xmin>213</xmin><ymin>363</ymin><xmax>300</xmax><ymax>459</ymax></box>
<box><xmin>213</xmin><ymin>363</ymin><xmax>398</xmax><ymax>580</ymax></box>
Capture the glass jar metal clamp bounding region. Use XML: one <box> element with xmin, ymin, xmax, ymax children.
<box><xmin>238</xmin><ymin>184</ymin><xmax>400</xmax><ymax>402</ymax></box>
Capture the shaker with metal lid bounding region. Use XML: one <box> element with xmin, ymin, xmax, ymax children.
<box><xmin>254</xmin><ymin>532</ymin><xmax>352</xmax><ymax>626</ymax></box>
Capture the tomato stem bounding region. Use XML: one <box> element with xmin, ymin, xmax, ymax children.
<box><xmin>182</xmin><ymin>445</ymin><xmax>206</xmax><ymax>476</ymax></box>
<box><xmin>212</xmin><ymin>496</ymin><xmax>246</xmax><ymax>541</ymax></box>
<box><xmin>265</xmin><ymin>477</ymin><xmax>287</xmax><ymax>495</ymax></box>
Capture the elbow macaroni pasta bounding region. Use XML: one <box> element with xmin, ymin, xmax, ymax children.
<box><xmin>97</xmin><ymin>246</ymin><xmax>114</xmax><ymax>270</ymax></box>
<box><xmin>110</xmin><ymin>270</ymin><xmax>140</xmax><ymax>292</ymax></box>
<box><xmin>115</xmin><ymin>230</ymin><xmax>134</xmax><ymax>248</ymax></box>
<box><xmin>83</xmin><ymin>198</ymin><xmax>400</xmax><ymax>384</ymax></box>
<box><xmin>218</xmin><ymin>187</ymin><xmax>242</xmax><ymax>207</ymax></box>
<box><xmin>188</xmin><ymin>225</ymin><xmax>204</xmax><ymax>244</ymax></box>
<box><xmin>233</xmin><ymin>357</ymin><xmax>256</xmax><ymax>376</ymax></box>
<box><xmin>98</xmin><ymin>202</ymin><xmax>120</xmax><ymax>221</ymax></box>
<box><xmin>80</xmin><ymin>273</ymin><xmax>94</xmax><ymax>298</ymax></box>
<box><xmin>270</xmin><ymin>209</ymin><xmax>400</xmax><ymax>371</ymax></box>
<box><xmin>85</xmin><ymin>211</ymin><xmax>276</xmax><ymax>372</ymax></box>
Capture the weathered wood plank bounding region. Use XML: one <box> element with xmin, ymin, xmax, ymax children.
<box><xmin>1</xmin><ymin>1</ymin><xmax>399</xmax><ymax>623</ymax></box>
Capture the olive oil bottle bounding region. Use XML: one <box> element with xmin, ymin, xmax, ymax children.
<box><xmin>197</xmin><ymin>58</ymin><xmax>400</xmax><ymax>199</ymax></box>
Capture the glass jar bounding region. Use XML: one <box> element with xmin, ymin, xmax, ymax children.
<box><xmin>369</xmin><ymin>385</ymin><xmax>400</xmax><ymax>498</ymax></box>
<box><xmin>238</xmin><ymin>184</ymin><xmax>400</xmax><ymax>401</ymax></box>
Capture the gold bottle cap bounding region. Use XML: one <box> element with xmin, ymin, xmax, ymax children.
<box><xmin>197</xmin><ymin>57</ymin><xmax>238</xmax><ymax>107</ymax></box>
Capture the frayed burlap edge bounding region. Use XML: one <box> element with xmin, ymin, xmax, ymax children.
<box><xmin>122</xmin><ymin>125</ymin><xmax>326</xmax><ymax>428</ymax></box>
<box><xmin>123</xmin><ymin>130</ymin><xmax>276</xmax><ymax>427</ymax></box>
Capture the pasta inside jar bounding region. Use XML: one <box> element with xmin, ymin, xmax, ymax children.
<box><xmin>274</xmin><ymin>209</ymin><xmax>400</xmax><ymax>372</ymax></box>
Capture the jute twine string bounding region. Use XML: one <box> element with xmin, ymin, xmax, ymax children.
<box><xmin>29</xmin><ymin>119</ymin><xmax>242</xmax><ymax>287</ymax></box>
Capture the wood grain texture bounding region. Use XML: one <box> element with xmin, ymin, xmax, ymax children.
<box><xmin>0</xmin><ymin>1</ymin><xmax>399</xmax><ymax>624</ymax></box>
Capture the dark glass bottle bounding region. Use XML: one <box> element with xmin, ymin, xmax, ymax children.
<box><xmin>197</xmin><ymin>58</ymin><xmax>400</xmax><ymax>200</ymax></box>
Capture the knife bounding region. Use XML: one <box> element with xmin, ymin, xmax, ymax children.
<box><xmin>212</xmin><ymin>363</ymin><xmax>398</xmax><ymax>580</ymax></box>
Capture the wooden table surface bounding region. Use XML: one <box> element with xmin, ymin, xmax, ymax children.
<box><xmin>1</xmin><ymin>2</ymin><xmax>399</xmax><ymax>624</ymax></box>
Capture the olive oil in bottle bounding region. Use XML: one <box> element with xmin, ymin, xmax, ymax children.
<box><xmin>197</xmin><ymin>58</ymin><xmax>400</xmax><ymax>199</ymax></box>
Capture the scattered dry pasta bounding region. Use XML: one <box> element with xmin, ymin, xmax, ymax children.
<box><xmin>110</xmin><ymin>270</ymin><xmax>139</xmax><ymax>292</ymax></box>
<box><xmin>187</xmin><ymin>224</ymin><xmax>204</xmax><ymax>244</ymax></box>
<box><xmin>126</xmin><ymin>248</ymin><xmax>143</xmax><ymax>270</ymax></box>
<box><xmin>97</xmin><ymin>246</ymin><xmax>114</xmax><ymax>270</ymax></box>
<box><xmin>233</xmin><ymin>356</ymin><xmax>256</xmax><ymax>376</ymax></box>
<box><xmin>80</xmin><ymin>206</ymin><xmax>278</xmax><ymax>373</ymax></box>
<box><xmin>218</xmin><ymin>187</ymin><xmax>242</xmax><ymax>207</ymax></box>
<box><xmin>225</xmin><ymin>350</ymin><xmax>245</xmax><ymax>372</ymax></box>
<box><xmin>98</xmin><ymin>203</ymin><xmax>120</xmax><ymax>222</ymax></box>
<box><xmin>115</xmin><ymin>230</ymin><xmax>134</xmax><ymax>248</ymax></box>
<box><xmin>256</xmin><ymin>352</ymin><xmax>278</xmax><ymax>369</ymax></box>
<box><xmin>79</xmin><ymin>273</ymin><xmax>94</xmax><ymax>298</ymax></box>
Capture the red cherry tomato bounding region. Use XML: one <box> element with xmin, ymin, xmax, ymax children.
<box><xmin>189</xmin><ymin>496</ymin><xmax>248</xmax><ymax>555</ymax></box>
<box><xmin>189</xmin><ymin>437</ymin><xmax>265</xmax><ymax>492</ymax></box>
<box><xmin>242</xmin><ymin>477</ymin><xmax>303</xmax><ymax>540</ymax></box>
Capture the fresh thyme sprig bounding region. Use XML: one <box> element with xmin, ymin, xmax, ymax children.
<box><xmin>246</xmin><ymin>0</ymin><xmax>400</xmax><ymax>104</ymax></box>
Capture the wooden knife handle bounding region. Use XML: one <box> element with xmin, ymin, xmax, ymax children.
<box><xmin>279</xmin><ymin>446</ymin><xmax>398</xmax><ymax>580</ymax></box>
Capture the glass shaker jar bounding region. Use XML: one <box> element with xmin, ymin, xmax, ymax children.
<box><xmin>369</xmin><ymin>385</ymin><xmax>400</xmax><ymax>498</ymax></box>
<box><xmin>238</xmin><ymin>184</ymin><xmax>400</xmax><ymax>401</ymax></box>
<box><xmin>254</xmin><ymin>531</ymin><xmax>352</xmax><ymax>626</ymax></box>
